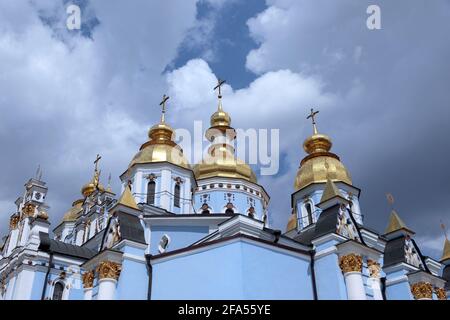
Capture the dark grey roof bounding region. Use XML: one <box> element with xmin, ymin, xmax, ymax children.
<box><xmin>383</xmin><ymin>236</ymin><xmax>406</xmax><ymax>267</ymax></box>
<box><xmin>443</xmin><ymin>265</ymin><xmax>450</xmax><ymax>290</ymax></box>
<box><xmin>39</xmin><ymin>232</ymin><xmax>96</xmax><ymax>260</ymax></box>
<box><xmin>293</xmin><ymin>225</ymin><xmax>317</xmax><ymax>245</ymax></box>
<box><xmin>117</xmin><ymin>212</ymin><xmax>146</xmax><ymax>244</ymax></box>
<box><xmin>383</xmin><ymin>235</ymin><xmax>430</xmax><ymax>273</ymax></box>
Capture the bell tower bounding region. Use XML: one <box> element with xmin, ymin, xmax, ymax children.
<box><xmin>287</xmin><ymin>109</ymin><xmax>362</xmax><ymax>233</ymax></box>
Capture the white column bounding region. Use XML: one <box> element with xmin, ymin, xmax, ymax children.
<box><xmin>367</xmin><ymin>260</ymin><xmax>383</xmax><ymax>300</ymax></box>
<box><xmin>75</xmin><ymin>229</ymin><xmax>85</xmax><ymax>246</ymax></box>
<box><xmin>343</xmin><ymin>272</ymin><xmax>366</xmax><ymax>300</ymax></box>
<box><xmin>5</xmin><ymin>276</ymin><xmax>16</xmax><ymax>300</ymax></box>
<box><xmin>183</xmin><ymin>178</ymin><xmax>192</xmax><ymax>214</ymax></box>
<box><xmin>84</xmin><ymin>288</ymin><xmax>93</xmax><ymax>300</ymax></box>
<box><xmin>96</xmin><ymin>261</ymin><xmax>121</xmax><ymax>300</ymax></box>
<box><xmin>82</xmin><ymin>271</ymin><xmax>94</xmax><ymax>300</ymax></box>
<box><xmin>339</xmin><ymin>254</ymin><xmax>366</xmax><ymax>300</ymax></box>
<box><xmin>12</xmin><ymin>267</ymin><xmax>35</xmax><ymax>300</ymax></box>
<box><xmin>160</xmin><ymin>169</ymin><xmax>171</xmax><ymax>211</ymax></box>
<box><xmin>133</xmin><ymin>171</ymin><xmax>144</xmax><ymax>204</ymax></box>
<box><xmin>97</xmin><ymin>279</ymin><xmax>117</xmax><ymax>300</ymax></box>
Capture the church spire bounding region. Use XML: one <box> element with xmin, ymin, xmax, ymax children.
<box><xmin>116</xmin><ymin>183</ymin><xmax>139</xmax><ymax>210</ymax></box>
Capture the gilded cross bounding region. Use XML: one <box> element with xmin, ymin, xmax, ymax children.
<box><xmin>94</xmin><ymin>154</ymin><xmax>102</xmax><ymax>171</ymax></box>
<box><xmin>214</xmin><ymin>78</ymin><xmax>226</xmax><ymax>99</ymax></box>
<box><xmin>307</xmin><ymin>108</ymin><xmax>320</xmax><ymax>134</ymax></box>
<box><xmin>159</xmin><ymin>94</ymin><xmax>170</xmax><ymax>123</ymax></box>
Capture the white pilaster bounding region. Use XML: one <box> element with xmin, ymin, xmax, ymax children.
<box><xmin>343</xmin><ymin>271</ymin><xmax>366</xmax><ymax>300</ymax></box>
<box><xmin>160</xmin><ymin>169</ymin><xmax>171</xmax><ymax>211</ymax></box>
<box><xmin>97</xmin><ymin>279</ymin><xmax>117</xmax><ymax>300</ymax></box>
<box><xmin>84</xmin><ymin>288</ymin><xmax>93</xmax><ymax>300</ymax></box>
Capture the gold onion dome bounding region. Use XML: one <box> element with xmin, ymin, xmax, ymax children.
<box><xmin>81</xmin><ymin>175</ymin><xmax>105</xmax><ymax>198</ymax></box>
<box><xmin>63</xmin><ymin>199</ymin><xmax>83</xmax><ymax>222</ymax></box>
<box><xmin>294</xmin><ymin>109</ymin><xmax>352</xmax><ymax>190</ymax></box>
<box><xmin>128</xmin><ymin>95</ymin><xmax>190</xmax><ymax>171</ymax></box>
<box><xmin>193</xmin><ymin>83</ymin><xmax>257</xmax><ymax>183</ymax></box>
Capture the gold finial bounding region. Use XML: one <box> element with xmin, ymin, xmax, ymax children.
<box><xmin>159</xmin><ymin>94</ymin><xmax>170</xmax><ymax>123</ymax></box>
<box><xmin>214</xmin><ymin>78</ymin><xmax>226</xmax><ymax>111</ymax></box>
<box><xmin>307</xmin><ymin>108</ymin><xmax>320</xmax><ymax>135</ymax></box>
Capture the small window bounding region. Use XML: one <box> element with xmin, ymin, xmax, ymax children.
<box><xmin>201</xmin><ymin>204</ymin><xmax>210</xmax><ymax>214</ymax></box>
<box><xmin>147</xmin><ymin>181</ymin><xmax>156</xmax><ymax>205</ymax></box>
<box><xmin>305</xmin><ymin>202</ymin><xmax>313</xmax><ymax>225</ymax></box>
<box><xmin>174</xmin><ymin>184</ymin><xmax>181</xmax><ymax>208</ymax></box>
<box><xmin>225</xmin><ymin>203</ymin><xmax>234</xmax><ymax>215</ymax></box>
<box><xmin>52</xmin><ymin>282</ymin><xmax>64</xmax><ymax>300</ymax></box>
<box><xmin>158</xmin><ymin>234</ymin><xmax>171</xmax><ymax>254</ymax></box>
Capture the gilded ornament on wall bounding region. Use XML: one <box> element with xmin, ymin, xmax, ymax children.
<box><xmin>96</xmin><ymin>261</ymin><xmax>121</xmax><ymax>280</ymax></box>
<box><xmin>339</xmin><ymin>253</ymin><xmax>363</xmax><ymax>273</ymax></box>
<box><xmin>9</xmin><ymin>216</ymin><xmax>19</xmax><ymax>230</ymax></box>
<box><xmin>434</xmin><ymin>287</ymin><xmax>447</xmax><ymax>300</ymax></box>
<box><xmin>367</xmin><ymin>259</ymin><xmax>381</xmax><ymax>278</ymax></box>
<box><xmin>22</xmin><ymin>203</ymin><xmax>36</xmax><ymax>218</ymax></box>
<box><xmin>82</xmin><ymin>271</ymin><xmax>95</xmax><ymax>288</ymax></box>
<box><xmin>410</xmin><ymin>282</ymin><xmax>433</xmax><ymax>300</ymax></box>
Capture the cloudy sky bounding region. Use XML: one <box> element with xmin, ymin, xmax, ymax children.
<box><xmin>0</xmin><ymin>0</ymin><xmax>449</xmax><ymax>260</ymax></box>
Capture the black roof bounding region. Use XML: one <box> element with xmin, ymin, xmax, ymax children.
<box><xmin>39</xmin><ymin>232</ymin><xmax>96</xmax><ymax>260</ymax></box>
<box><xmin>383</xmin><ymin>236</ymin><xmax>406</xmax><ymax>267</ymax></box>
<box><xmin>443</xmin><ymin>265</ymin><xmax>450</xmax><ymax>290</ymax></box>
<box><xmin>117</xmin><ymin>212</ymin><xmax>146</xmax><ymax>244</ymax></box>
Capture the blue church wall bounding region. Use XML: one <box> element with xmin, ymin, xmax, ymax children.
<box><xmin>195</xmin><ymin>190</ymin><xmax>264</xmax><ymax>219</ymax></box>
<box><xmin>151</xmin><ymin>240</ymin><xmax>312</xmax><ymax>300</ymax></box>
<box><xmin>314</xmin><ymin>253</ymin><xmax>347</xmax><ymax>300</ymax></box>
<box><xmin>68</xmin><ymin>286</ymin><xmax>84</xmax><ymax>300</ymax></box>
<box><xmin>385</xmin><ymin>280</ymin><xmax>412</xmax><ymax>300</ymax></box>
<box><xmin>150</xmin><ymin>225</ymin><xmax>209</xmax><ymax>254</ymax></box>
<box><xmin>30</xmin><ymin>270</ymin><xmax>46</xmax><ymax>300</ymax></box>
<box><xmin>240</xmin><ymin>243</ymin><xmax>313</xmax><ymax>300</ymax></box>
<box><xmin>116</xmin><ymin>258</ymin><xmax>148</xmax><ymax>300</ymax></box>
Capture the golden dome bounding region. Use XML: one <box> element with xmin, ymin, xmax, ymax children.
<box><xmin>210</xmin><ymin>100</ymin><xmax>231</xmax><ymax>127</ymax></box>
<box><xmin>128</xmin><ymin>115</ymin><xmax>190</xmax><ymax>171</ymax></box>
<box><xmin>193</xmin><ymin>157</ymin><xmax>257</xmax><ymax>183</ymax></box>
<box><xmin>63</xmin><ymin>199</ymin><xmax>83</xmax><ymax>222</ymax></box>
<box><xmin>81</xmin><ymin>178</ymin><xmax>105</xmax><ymax>197</ymax></box>
<box><xmin>294</xmin><ymin>130</ymin><xmax>352</xmax><ymax>191</ymax></box>
<box><xmin>194</xmin><ymin>98</ymin><xmax>257</xmax><ymax>183</ymax></box>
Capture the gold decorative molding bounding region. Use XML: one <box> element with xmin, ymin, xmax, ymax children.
<box><xmin>435</xmin><ymin>287</ymin><xmax>447</xmax><ymax>300</ymax></box>
<box><xmin>410</xmin><ymin>282</ymin><xmax>433</xmax><ymax>300</ymax></box>
<box><xmin>9</xmin><ymin>216</ymin><xmax>19</xmax><ymax>230</ymax></box>
<box><xmin>96</xmin><ymin>261</ymin><xmax>121</xmax><ymax>281</ymax></box>
<box><xmin>367</xmin><ymin>259</ymin><xmax>381</xmax><ymax>278</ymax></box>
<box><xmin>339</xmin><ymin>253</ymin><xmax>363</xmax><ymax>273</ymax></box>
<box><xmin>22</xmin><ymin>203</ymin><xmax>36</xmax><ymax>218</ymax></box>
<box><xmin>82</xmin><ymin>271</ymin><xmax>95</xmax><ymax>288</ymax></box>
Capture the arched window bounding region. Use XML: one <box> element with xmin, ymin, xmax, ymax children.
<box><xmin>52</xmin><ymin>282</ymin><xmax>64</xmax><ymax>300</ymax></box>
<box><xmin>147</xmin><ymin>181</ymin><xmax>156</xmax><ymax>205</ymax></box>
<box><xmin>174</xmin><ymin>184</ymin><xmax>181</xmax><ymax>208</ymax></box>
<box><xmin>305</xmin><ymin>202</ymin><xmax>313</xmax><ymax>225</ymax></box>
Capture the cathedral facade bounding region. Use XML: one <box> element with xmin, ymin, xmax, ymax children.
<box><xmin>0</xmin><ymin>84</ymin><xmax>449</xmax><ymax>300</ymax></box>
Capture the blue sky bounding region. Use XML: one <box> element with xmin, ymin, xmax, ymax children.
<box><xmin>0</xmin><ymin>0</ymin><xmax>449</xmax><ymax>260</ymax></box>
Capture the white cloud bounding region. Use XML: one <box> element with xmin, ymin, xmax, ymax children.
<box><xmin>166</xmin><ymin>58</ymin><xmax>337</xmax><ymax>229</ymax></box>
<box><xmin>0</xmin><ymin>1</ymin><xmax>202</xmax><ymax>233</ymax></box>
